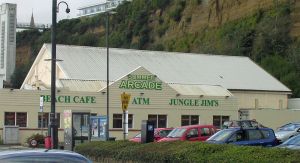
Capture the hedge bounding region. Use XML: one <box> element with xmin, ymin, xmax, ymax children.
<box><xmin>75</xmin><ymin>141</ymin><xmax>300</xmax><ymax>163</ymax></box>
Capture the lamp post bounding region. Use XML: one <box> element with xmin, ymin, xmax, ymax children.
<box><xmin>105</xmin><ymin>10</ymin><xmax>110</xmax><ymax>141</ymax></box>
<box><xmin>105</xmin><ymin>0</ymin><xmax>117</xmax><ymax>141</ymax></box>
<box><xmin>50</xmin><ymin>0</ymin><xmax>70</xmax><ymax>149</ymax></box>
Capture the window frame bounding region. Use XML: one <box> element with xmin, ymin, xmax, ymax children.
<box><xmin>38</xmin><ymin>112</ymin><xmax>61</xmax><ymax>128</ymax></box>
<box><xmin>4</xmin><ymin>112</ymin><xmax>27</xmax><ymax>127</ymax></box>
<box><xmin>112</xmin><ymin>113</ymin><xmax>133</xmax><ymax>129</ymax></box>
<box><xmin>213</xmin><ymin>115</ymin><xmax>230</xmax><ymax>129</ymax></box>
<box><xmin>181</xmin><ymin>115</ymin><xmax>199</xmax><ymax>126</ymax></box>
<box><xmin>148</xmin><ymin>114</ymin><xmax>167</xmax><ymax>128</ymax></box>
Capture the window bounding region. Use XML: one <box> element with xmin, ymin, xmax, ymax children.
<box><xmin>90</xmin><ymin>113</ymin><xmax>97</xmax><ymax>117</ymax></box>
<box><xmin>181</xmin><ymin>115</ymin><xmax>199</xmax><ymax>126</ymax></box>
<box><xmin>113</xmin><ymin>114</ymin><xmax>122</xmax><ymax>128</ymax></box>
<box><xmin>247</xmin><ymin>130</ymin><xmax>263</xmax><ymax>140</ymax></box>
<box><xmin>5</xmin><ymin>112</ymin><xmax>27</xmax><ymax>127</ymax></box>
<box><xmin>38</xmin><ymin>113</ymin><xmax>60</xmax><ymax>128</ymax></box>
<box><xmin>148</xmin><ymin>115</ymin><xmax>167</xmax><ymax>128</ymax></box>
<box><xmin>228</xmin><ymin>131</ymin><xmax>246</xmax><ymax>142</ymax></box>
<box><xmin>200</xmin><ymin>128</ymin><xmax>210</xmax><ymax>136</ymax></box>
<box><xmin>113</xmin><ymin>114</ymin><xmax>133</xmax><ymax>129</ymax></box>
<box><xmin>213</xmin><ymin>115</ymin><xmax>230</xmax><ymax>129</ymax></box>
<box><xmin>261</xmin><ymin>130</ymin><xmax>271</xmax><ymax>139</ymax></box>
<box><xmin>128</xmin><ymin>114</ymin><xmax>133</xmax><ymax>128</ymax></box>
<box><xmin>187</xmin><ymin>128</ymin><xmax>199</xmax><ymax>138</ymax></box>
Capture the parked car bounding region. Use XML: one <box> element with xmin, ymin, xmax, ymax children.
<box><xmin>275</xmin><ymin>123</ymin><xmax>300</xmax><ymax>143</ymax></box>
<box><xmin>222</xmin><ymin>120</ymin><xmax>266</xmax><ymax>129</ymax></box>
<box><xmin>206</xmin><ymin>127</ymin><xmax>279</xmax><ymax>147</ymax></box>
<box><xmin>154</xmin><ymin>128</ymin><xmax>174</xmax><ymax>141</ymax></box>
<box><xmin>129</xmin><ymin>128</ymin><xmax>173</xmax><ymax>143</ymax></box>
<box><xmin>277</xmin><ymin>134</ymin><xmax>300</xmax><ymax>150</ymax></box>
<box><xmin>129</xmin><ymin>133</ymin><xmax>141</xmax><ymax>143</ymax></box>
<box><xmin>157</xmin><ymin>125</ymin><xmax>216</xmax><ymax>142</ymax></box>
<box><xmin>0</xmin><ymin>149</ymin><xmax>92</xmax><ymax>163</ymax></box>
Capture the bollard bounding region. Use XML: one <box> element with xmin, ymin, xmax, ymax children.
<box><xmin>44</xmin><ymin>136</ymin><xmax>52</xmax><ymax>149</ymax></box>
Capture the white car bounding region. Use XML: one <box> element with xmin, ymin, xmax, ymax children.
<box><xmin>275</xmin><ymin>123</ymin><xmax>300</xmax><ymax>143</ymax></box>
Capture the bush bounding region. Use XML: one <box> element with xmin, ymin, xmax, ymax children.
<box><xmin>169</xmin><ymin>0</ymin><xmax>186</xmax><ymax>22</ymax></box>
<box><xmin>26</xmin><ymin>133</ymin><xmax>45</xmax><ymax>147</ymax></box>
<box><xmin>75</xmin><ymin>141</ymin><xmax>300</xmax><ymax>162</ymax></box>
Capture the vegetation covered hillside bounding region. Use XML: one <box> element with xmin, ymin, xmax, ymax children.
<box><xmin>14</xmin><ymin>0</ymin><xmax>300</xmax><ymax>97</ymax></box>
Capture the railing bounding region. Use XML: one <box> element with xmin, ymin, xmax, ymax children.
<box><xmin>16</xmin><ymin>23</ymin><xmax>50</xmax><ymax>30</ymax></box>
<box><xmin>77</xmin><ymin>0</ymin><xmax>122</xmax><ymax>17</ymax></box>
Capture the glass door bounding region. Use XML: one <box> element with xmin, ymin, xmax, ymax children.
<box><xmin>72</xmin><ymin>113</ymin><xmax>90</xmax><ymax>149</ymax></box>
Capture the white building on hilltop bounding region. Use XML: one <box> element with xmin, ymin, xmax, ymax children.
<box><xmin>78</xmin><ymin>0</ymin><xmax>129</xmax><ymax>17</ymax></box>
<box><xmin>0</xmin><ymin>3</ymin><xmax>16</xmax><ymax>88</ymax></box>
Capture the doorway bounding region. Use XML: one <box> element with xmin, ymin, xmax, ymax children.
<box><xmin>72</xmin><ymin>113</ymin><xmax>90</xmax><ymax>149</ymax></box>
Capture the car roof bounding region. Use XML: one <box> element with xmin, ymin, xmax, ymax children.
<box><xmin>0</xmin><ymin>149</ymin><xmax>87</xmax><ymax>158</ymax></box>
<box><xmin>223</xmin><ymin>127</ymin><xmax>273</xmax><ymax>131</ymax></box>
<box><xmin>155</xmin><ymin>128</ymin><xmax>173</xmax><ymax>131</ymax></box>
<box><xmin>177</xmin><ymin>125</ymin><xmax>215</xmax><ymax>129</ymax></box>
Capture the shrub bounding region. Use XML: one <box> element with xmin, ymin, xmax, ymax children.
<box><xmin>75</xmin><ymin>141</ymin><xmax>300</xmax><ymax>162</ymax></box>
<box><xmin>169</xmin><ymin>0</ymin><xmax>186</xmax><ymax>22</ymax></box>
<box><xmin>26</xmin><ymin>133</ymin><xmax>45</xmax><ymax>147</ymax></box>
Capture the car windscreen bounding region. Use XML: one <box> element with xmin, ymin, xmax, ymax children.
<box><xmin>135</xmin><ymin>133</ymin><xmax>141</xmax><ymax>138</ymax></box>
<box><xmin>167</xmin><ymin>128</ymin><xmax>187</xmax><ymax>138</ymax></box>
<box><xmin>207</xmin><ymin>129</ymin><xmax>234</xmax><ymax>142</ymax></box>
<box><xmin>280</xmin><ymin>124</ymin><xmax>300</xmax><ymax>131</ymax></box>
<box><xmin>159</xmin><ymin>129</ymin><xmax>173</xmax><ymax>137</ymax></box>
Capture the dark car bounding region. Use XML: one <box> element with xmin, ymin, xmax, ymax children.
<box><xmin>277</xmin><ymin>134</ymin><xmax>300</xmax><ymax>150</ymax></box>
<box><xmin>0</xmin><ymin>149</ymin><xmax>92</xmax><ymax>163</ymax></box>
<box><xmin>222</xmin><ymin>120</ymin><xmax>266</xmax><ymax>129</ymax></box>
<box><xmin>206</xmin><ymin>127</ymin><xmax>279</xmax><ymax>147</ymax></box>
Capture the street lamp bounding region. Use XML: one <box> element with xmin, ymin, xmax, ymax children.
<box><xmin>49</xmin><ymin>0</ymin><xmax>70</xmax><ymax>149</ymax></box>
<box><xmin>105</xmin><ymin>1</ymin><xmax>117</xmax><ymax>141</ymax></box>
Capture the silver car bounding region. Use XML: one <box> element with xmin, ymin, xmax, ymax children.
<box><xmin>277</xmin><ymin>134</ymin><xmax>300</xmax><ymax>150</ymax></box>
<box><xmin>0</xmin><ymin>149</ymin><xmax>92</xmax><ymax>163</ymax></box>
<box><xmin>275</xmin><ymin>123</ymin><xmax>300</xmax><ymax>143</ymax></box>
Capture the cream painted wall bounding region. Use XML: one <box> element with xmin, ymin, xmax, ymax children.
<box><xmin>232</xmin><ymin>91</ymin><xmax>289</xmax><ymax>109</ymax></box>
<box><xmin>248</xmin><ymin>109</ymin><xmax>300</xmax><ymax>130</ymax></box>
<box><xmin>27</xmin><ymin>52</ymin><xmax>52</xmax><ymax>88</ymax></box>
<box><xmin>25</xmin><ymin>51</ymin><xmax>65</xmax><ymax>89</ymax></box>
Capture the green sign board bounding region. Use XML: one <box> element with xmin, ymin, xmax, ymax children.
<box><xmin>42</xmin><ymin>95</ymin><xmax>96</xmax><ymax>104</ymax></box>
<box><xmin>119</xmin><ymin>74</ymin><xmax>162</xmax><ymax>90</ymax></box>
<box><xmin>169</xmin><ymin>98</ymin><xmax>219</xmax><ymax>107</ymax></box>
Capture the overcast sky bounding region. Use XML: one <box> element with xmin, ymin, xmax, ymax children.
<box><xmin>1</xmin><ymin>0</ymin><xmax>106</xmax><ymax>24</ymax></box>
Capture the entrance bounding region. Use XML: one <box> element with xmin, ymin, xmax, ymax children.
<box><xmin>63</xmin><ymin>110</ymin><xmax>91</xmax><ymax>151</ymax></box>
<box><xmin>72</xmin><ymin>113</ymin><xmax>90</xmax><ymax>149</ymax></box>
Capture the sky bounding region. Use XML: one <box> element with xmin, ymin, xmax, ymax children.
<box><xmin>1</xmin><ymin>0</ymin><xmax>106</xmax><ymax>24</ymax></box>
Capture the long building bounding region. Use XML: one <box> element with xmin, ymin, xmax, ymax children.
<box><xmin>77</xmin><ymin>0</ymin><xmax>129</xmax><ymax>17</ymax></box>
<box><xmin>0</xmin><ymin>3</ymin><xmax>16</xmax><ymax>87</ymax></box>
<box><xmin>1</xmin><ymin>43</ymin><xmax>298</xmax><ymax>145</ymax></box>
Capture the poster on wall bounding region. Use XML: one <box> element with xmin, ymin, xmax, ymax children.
<box><xmin>90</xmin><ymin>116</ymin><xmax>107</xmax><ymax>140</ymax></box>
<box><xmin>99</xmin><ymin>116</ymin><xmax>107</xmax><ymax>140</ymax></box>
